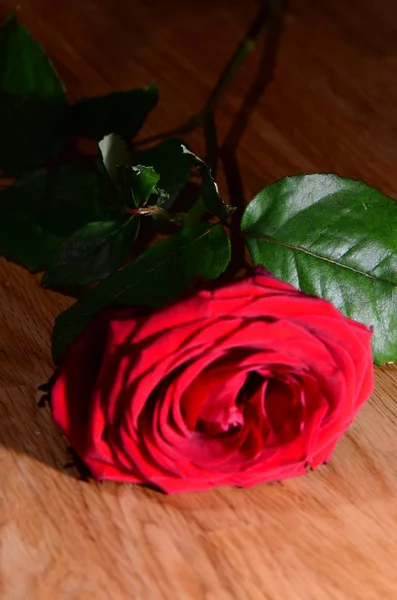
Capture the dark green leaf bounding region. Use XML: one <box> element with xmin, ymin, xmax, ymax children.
<box><xmin>44</xmin><ymin>166</ymin><xmax>108</xmax><ymax>236</ymax></box>
<box><xmin>0</xmin><ymin>170</ymin><xmax>52</xmax><ymax>271</ymax></box>
<box><xmin>96</xmin><ymin>155</ymin><xmax>125</xmax><ymax>215</ymax></box>
<box><xmin>43</xmin><ymin>215</ymin><xmax>139</xmax><ymax>287</ymax></box>
<box><xmin>241</xmin><ymin>174</ymin><xmax>397</xmax><ymax>365</ymax></box>
<box><xmin>97</xmin><ymin>135</ymin><xmax>166</xmax><ymax>211</ymax></box>
<box><xmin>97</xmin><ymin>134</ymin><xmax>130</xmax><ymax>212</ymax></box>
<box><xmin>133</xmin><ymin>139</ymin><xmax>192</xmax><ymax>208</ymax></box>
<box><xmin>0</xmin><ymin>166</ymin><xmax>106</xmax><ymax>271</ymax></box>
<box><xmin>52</xmin><ymin>222</ymin><xmax>230</xmax><ymax>362</ymax></box>
<box><xmin>182</xmin><ymin>146</ymin><xmax>234</xmax><ymax>221</ymax></box>
<box><xmin>98</xmin><ymin>134</ymin><xmax>130</xmax><ymax>186</ymax></box>
<box><xmin>118</xmin><ymin>165</ymin><xmax>161</xmax><ymax>208</ymax></box>
<box><xmin>68</xmin><ymin>83</ymin><xmax>158</xmax><ymax>139</ymax></box>
<box><xmin>0</xmin><ymin>14</ymin><xmax>67</xmax><ymax>174</ymax></box>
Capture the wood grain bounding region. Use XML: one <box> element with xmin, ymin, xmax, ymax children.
<box><xmin>1</xmin><ymin>0</ymin><xmax>397</xmax><ymax>598</ymax></box>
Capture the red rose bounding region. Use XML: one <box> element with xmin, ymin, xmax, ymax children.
<box><xmin>50</xmin><ymin>268</ymin><xmax>373</xmax><ymax>493</ymax></box>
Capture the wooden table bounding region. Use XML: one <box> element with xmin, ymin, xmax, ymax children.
<box><xmin>1</xmin><ymin>1</ymin><xmax>397</xmax><ymax>598</ymax></box>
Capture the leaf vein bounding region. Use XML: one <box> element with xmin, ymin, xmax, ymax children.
<box><xmin>244</xmin><ymin>234</ymin><xmax>397</xmax><ymax>287</ymax></box>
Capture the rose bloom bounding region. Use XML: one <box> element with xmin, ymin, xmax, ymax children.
<box><xmin>49</xmin><ymin>268</ymin><xmax>373</xmax><ymax>493</ymax></box>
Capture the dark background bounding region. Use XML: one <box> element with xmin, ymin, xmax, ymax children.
<box><xmin>2</xmin><ymin>0</ymin><xmax>397</xmax><ymax>201</ymax></box>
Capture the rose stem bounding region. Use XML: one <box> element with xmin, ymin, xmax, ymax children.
<box><xmin>221</xmin><ymin>0</ymin><xmax>288</xmax><ymax>278</ymax></box>
<box><xmin>134</xmin><ymin>0</ymin><xmax>273</xmax><ymax>151</ymax></box>
<box><xmin>184</xmin><ymin>0</ymin><xmax>287</xmax><ymax>233</ymax></box>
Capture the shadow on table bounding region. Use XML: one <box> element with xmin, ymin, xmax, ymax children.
<box><xmin>1</xmin><ymin>377</ymin><xmax>394</xmax><ymax>522</ymax></box>
<box><xmin>0</xmin><ymin>383</ymin><xmax>83</xmax><ymax>480</ymax></box>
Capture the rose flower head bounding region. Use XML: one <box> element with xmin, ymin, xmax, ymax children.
<box><xmin>49</xmin><ymin>267</ymin><xmax>373</xmax><ymax>493</ymax></box>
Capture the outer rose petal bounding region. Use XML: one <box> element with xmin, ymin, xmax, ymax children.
<box><xmin>51</xmin><ymin>308</ymin><xmax>124</xmax><ymax>455</ymax></box>
<box><xmin>49</xmin><ymin>269</ymin><xmax>374</xmax><ymax>493</ymax></box>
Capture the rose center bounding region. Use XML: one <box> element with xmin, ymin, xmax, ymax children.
<box><xmin>196</xmin><ymin>403</ymin><xmax>244</xmax><ymax>436</ymax></box>
<box><xmin>263</xmin><ymin>379</ymin><xmax>303</xmax><ymax>441</ymax></box>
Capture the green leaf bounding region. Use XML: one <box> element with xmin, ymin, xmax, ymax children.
<box><xmin>98</xmin><ymin>134</ymin><xmax>130</xmax><ymax>186</ymax></box>
<box><xmin>68</xmin><ymin>83</ymin><xmax>158</xmax><ymax>139</ymax></box>
<box><xmin>133</xmin><ymin>139</ymin><xmax>192</xmax><ymax>207</ymax></box>
<box><xmin>241</xmin><ymin>174</ymin><xmax>397</xmax><ymax>365</ymax></box>
<box><xmin>44</xmin><ymin>166</ymin><xmax>108</xmax><ymax>236</ymax></box>
<box><xmin>0</xmin><ymin>14</ymin><xmax>67</xmax><ymax>174</ymax></box>
<box><xmin>52</xmin><ymin>222</ymin><xmax>230</xmax><ymax>362</ymax></box>
<box><xmin>182</xmin><ymin>146</ymin><xmax>234</xmax><ymax>220</ymax></box>
<box><xmin>42</xmin><ymin>216</ymin><xmax>139</xmax><ymax>287</ymax></box>
<box><xmin>0</xmin><ymin>166</ymin><xmax>106</xmax><ymax>271</ymax></box>
<box><xmin>97</xmin><ymin>135</ymin><xmax>166</xmax><ymax>211</ymax></box>
<box><xmin>118</xmin><ymin>165</ymin><xmax>161</xmax><ymax>208</ymax></box>
<box><xmin>96</xmin><ymin>134</ymin><xmax>130</xmax><ymax>213</ymax></box>
<box><xmin>0</xmin><ymin>170</ymin><xmax>51</xmax><ymax>271</ymax></box>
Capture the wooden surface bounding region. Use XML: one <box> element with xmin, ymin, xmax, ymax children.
<box><xmin>1</xmin><ymin>0</ymin><xmax>397</xmax><ymax>598</ymax></box>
